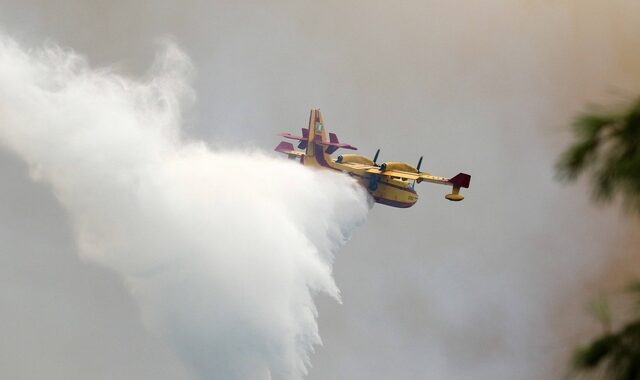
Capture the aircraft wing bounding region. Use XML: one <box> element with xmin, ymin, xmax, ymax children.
<box><xmin>366</xmin><ymin>168</ymin><xmax>470</xmax><ymax>188</ymax></box>
<box><xmin>333</xmin><ymin>161</ymin><xmax>376</xmax><ymax>174</ymax></box>
<box><xmin>335</xmin><ymin>162</ymin><xmax>443</xmax><ymax>181</ymax></box>
<box><xmin>365</xmin><ymin>168</ymin><xmax>419</xmax><ymax>180</ymax></box>
<box><xmin>369</xmin><ymin>168</ymin><xmax>471</xmax><ymax>201</ymax></box>
<box><xmin>335</xmin><ymin>159</ymin><xmax>470</xmax><ymax>201</ymax></box>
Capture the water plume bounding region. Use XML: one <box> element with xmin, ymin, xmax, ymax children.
<box><xmin>0</xmin><ymin>35</ymin><xmax>370</xmax><ymax>379</ymax></box>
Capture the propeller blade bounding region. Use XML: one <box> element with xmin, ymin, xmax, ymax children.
<box><xmin>416</xmin><ymin>156</ymin><xmax>423</xmax><ymax>172</ymax></box>
<box><xmin>373</xmin><ymin>149</ymin><xmax>380</xmax><ymax>165</ymax></box>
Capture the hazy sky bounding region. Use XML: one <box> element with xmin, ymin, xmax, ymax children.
<box><xmin>1</xmin><ymin>1</ymin><xmax>640</xmax><ymax>379</ymax></box>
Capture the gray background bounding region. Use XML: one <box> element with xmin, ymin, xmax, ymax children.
<box><xmin>1</xmin><ymin>1</ymin><xmax>640</xmax><ymax>379</ymax></box>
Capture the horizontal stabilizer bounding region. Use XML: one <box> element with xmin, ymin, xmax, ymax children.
<box><xmin>275</xmin><ymin>141</ymin><xmax>295</xmax><ymax>153</ymax></box>
<box><xmin>274</xmin><ymin>140</ymin><xmax>305</xmax><ymax>159</ymax></box>
<box><xmin>278</xmin><ymin>132</ymin><xmax>308</xmax><ymax>142</ymax></box>
<box><xmin>323</xmin><ymin>132</ymin><xmax>357</xmax><ymax>154</ymax></box>
<box><xmin>323</xmin><ymin>143</ymin><xmax>357</xmax><ymax>154</ymax></box>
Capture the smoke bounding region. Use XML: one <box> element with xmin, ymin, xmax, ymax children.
<box><xmin>0</xmin><ymin>35</ymin><xmax>370</xmax><ymax>379</ymax></box>
<box><xmin>3</xmin><ymin>1</ymin><xmax>640</xmax><ymax>380</ymax></box>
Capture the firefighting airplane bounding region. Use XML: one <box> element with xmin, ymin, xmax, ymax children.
<box><xmin>275</xmin><ymin>109</ymin><xmax>471</xmax><ymax>208</ymax></box>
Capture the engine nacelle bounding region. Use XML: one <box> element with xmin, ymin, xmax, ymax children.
<box><xmin>336</xmin><ymin>154</ymin><xmax>375</xmax><ymax>166</ymax></box>
<box><xmin>379</xmin><ymin>162</ymin><xmax>419</xmax><ymax>173</ymax></box>
<box><xmin>378</xmin><ymin>162</ymin><xmax>418</xmax><ymax>173</ymax></box>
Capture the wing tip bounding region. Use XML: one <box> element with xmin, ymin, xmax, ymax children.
<box><xmin>449</xmin><ymin>173</ymin><xmax>471</xmax><ymax>188</ymax></box>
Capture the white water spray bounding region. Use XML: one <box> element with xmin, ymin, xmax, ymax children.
<box><xmin>0</xmin><ymin>35</ymin><xmax>369</xmax><ymax>379</ymax></box>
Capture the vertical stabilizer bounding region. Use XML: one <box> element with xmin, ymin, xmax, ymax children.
<box><xmin>305</xmin><ymin>109</ymin><xmax>329</xmax><ymax>157</ymax></box>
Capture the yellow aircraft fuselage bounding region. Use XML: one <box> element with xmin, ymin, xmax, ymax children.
<box><xmin>275</xmin><ymin>109</ymin><xmax>470</xmax><ymax>208</ymax></box>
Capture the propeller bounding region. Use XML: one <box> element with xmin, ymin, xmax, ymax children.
<box><xmin>373</xmin><ymin>148</ymin><xmax>380</xmax><ymax>166</ymax></box>
<box><xmin>416</xmin><ymin>156</ymin><xmax>423</xmax><ymax>172</ymax></box>
<box><xmin>373</xmin><ymin>148</ymin><xmax>380</xmax><ymax>165</ymax></box>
